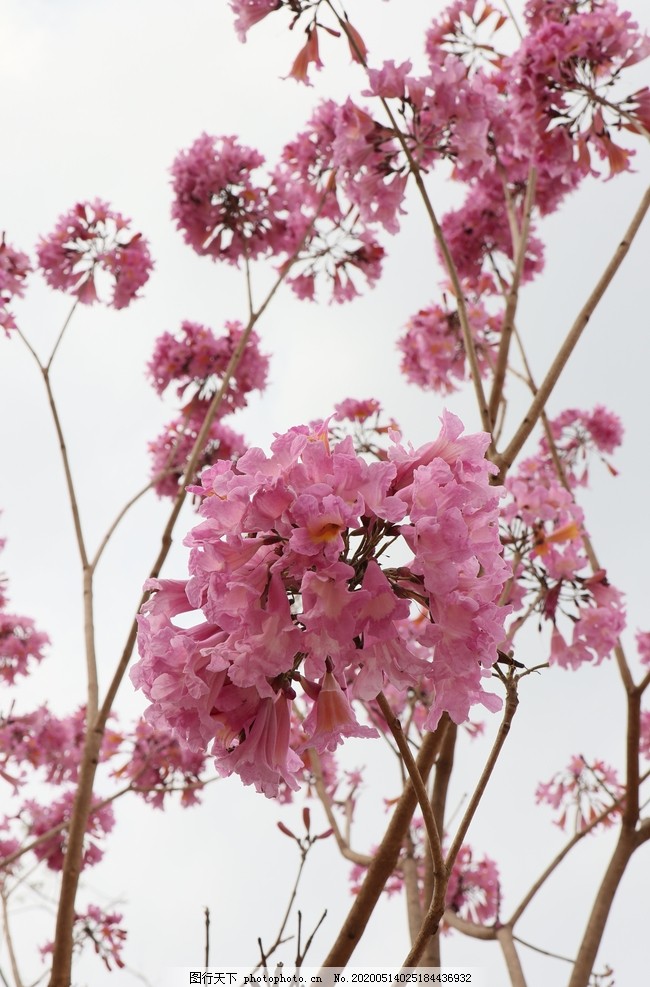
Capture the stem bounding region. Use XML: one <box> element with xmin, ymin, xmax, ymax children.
<box><xmin>421</xmin><ymin>723</ymin><xmax>458</xmax><ymax>967</ymax></box>
<box><xmin>310</xmin><ymin>750</ymin><xmax>372</xmax><ymax>867</ymax></box>
<box><xmin>320</xmin><ymin>724</ymin><xmax>447</xmax><ymax>970</ymax></box>
<box><xmin>1</xmin><ymin>891</ymin><xmax>24</xmax><ymax>987</ymax></box>
<box><xmin>376</xmin><ymin>693</ymin><xmax>445</xmax><ymax>881</ymax></box>
<box><xmin>46</xmin><ymin>300</ymin><xmax>79</xmax><ymax>372</ymax></box>
<box><xmin>566</xmin><ymin>829</ymin><xmax>637</xmax><ymax>987</ymax></box>
<box><xmin>488</xmin><ymin>168</ymin><xmax>537</xmax><ymax>426</ymax></box>
<box><xmin>497</xmin><ymin>184</ymin><xmax>650</xmax><ymax>479</ymax></box>
<box><xmin>445</xmin><ymin>676</ymin><xmax>518</xmax><ymax>872</ymax></box>
<box><xmin>495</xmin><ymin>926</ymin><xmax>528</xmax><ymax>987</ymax></box>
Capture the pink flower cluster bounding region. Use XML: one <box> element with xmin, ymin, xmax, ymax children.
<box><xmin>350</xmin><ymin>830</ymin><xmax>500</xmax><ymax>929</ymax></box>
<box><xmin>0</xmin><ymin>706</ymin><xmax>120</xmax><ymax>789</ymax></box>
<box><xmin>535</xmin><ymin>754</ymin><xmax>624</xmax><ymax>832</ymax></box>
<box><xmin>501</xmin><ymin>406</ymin><xmax>626</xmax><ymax>668</ymax></box>
<box><xmin>40</xmin><ymin>904</ymin><xmax>126</xmax><ymax>972</ymax></box>
<box><xmin>20</xmin><ymin>792</ymin><xmax>115</xmax><ymax>871</ymax></box>
<box><xmin>0</xmin><ymin>613</ymin><xmax>49</xmax><ymax>685</ymax></box>
<box><xmin>133</xmin><ymin>411</ymin><xmax>510</xmax><ymax>799</ymax></box>
<box><xmin>147</xmin><ymin>320</ymin><xmax>269</xmax><ymax>407</ymax></box>
<box><xmin>149</xmin><ymin>408</ymin><xmax>246</xmax><ymax>499</ymax></box>
<box><xmin>398</xmin><ymin>294</ymin><xmax>500</xmax><ymax>395</ymax></box>
<box><xmin>146</xmin><ymin>320</ymin><xmax>268</xmax><ymax>497</ymax></box>
<box><xmin>0</xmin><ymin>234</ymin><xmax>31</xmax><ymax>334</ymax></box>
<box><xmin>171</xmin><ymin>104</ymin><xmax>393</xmax><ymax>303</ymax></box>
<box><xmin>36</xmin><ymin>200</ymin><xmax>153</xmax><ymax>309</ymax></box>
<box><xmin>112</xmin><ymin>718</ymin><xmax>207</xmax><ymax>809</ymax></box>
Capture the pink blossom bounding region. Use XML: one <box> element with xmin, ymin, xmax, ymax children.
<box><xmin>36</xmin><ymin>200</ymin><xmax>152</xmax><ymax>308</ymax></box>
<box><xmin>536</xmin><ymin>754</ymin><xmax>623</xmax><ymax>832</ymax></box>
<box><xmin>398</xmin><ymin>297</ymin><xmax>500</xmax><ymax>395</ymax></box>
<box><xmin>147</xmin><ymin>319</ymin><xmax>269</xmax><ymax>405</ymax></box>
<box><xmin>170</xmin><ymin>134</ymin><xmax>271</xmax><ymax>264</ymax></box>
<box><xmin>637</xmin><ymin>631</ymin><xmax>650</xmax><ymax>667</ymax></box>
<box><xmin>134</xmin><ymin>412</ymin><xmax>510</xmax><ymax>796</ymax></box>
<box><xmin>446</xmin><ymin>844</ymin><xmax>501</xmax><ymax>926</ymax></box>
<box><xmin>0</xmin><ymin>613</ymin><xmax>49</xmax><ymax>684</ymax></box>
<box><xmin>300</xmin><ymin>659</ymin><xmax>378</xmax><ymax>753</ymax></box>
<box><xmin>148</xmin><ymin>405</ymin><xmax>247</xmax><ymax>499</ymax></box>
<box><xmin>40</xmin><ymin>905</ymin><xmax>126</xmax><ymax>972</ymax></box>
<box><xmin>112</xmin><ymin>719</ymin><xmax>207</xmax><ymax>808</ymax></box>
<box><xmin>230</xmin><ymin>0</ymin><xmax>280</xmax><ymax>41</ymax></box>
<box><xmin>0</xmin><ymin>234</ymin><xmax>31</xmax><ymax>334</ymax></box>
<box><xmin>23</xmin><ymin>793</ymin><xmax>115</xmax><ymax>870</ymax></box>
<box><xmin>333</xmin><ymin>397</ymin><xmax>381</xmax><ymax>423</ymax></box>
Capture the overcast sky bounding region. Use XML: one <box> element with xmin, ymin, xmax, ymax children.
<box><xmin>1</xmin><ymin>1</ymin><xmax>649</xmax><ymax>985</ymax></box>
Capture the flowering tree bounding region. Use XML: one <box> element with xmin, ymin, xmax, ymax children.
<box><xmin>1</xmin><ymin>1</ymin><xmax>650</xmax><ymax>985</ymax></box>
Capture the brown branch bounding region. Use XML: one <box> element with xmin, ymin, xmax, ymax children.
<box><xmin>421</xmin><ymin>722</ymin><xmax>458</xmax><ymax>966</ymax></box>
<box><xmin>320</xmin><ymin>723</ymin><xmax>447</xmax><ymax>970</ymax></box>
<box><xmin>496</xmin><ymin>926</ymin><xmax>528</xmax><ymax>987</ymax></box>
<box><xmin>376</xmin><ymin>693</ymin><xmax>445</xmax><ymax>881</ymax></box>
<box><xmin>566</xmin><ymin>828</ymin><xmax>637</xmax><ymax>987</ymax></box>
<box><xmin>496</xmin><ymin>184</ymin><xmax>650</xmax><ymax>480</ymax></box>
<box><xmin>309</xmin><ymin>750</ymin><xmax>372</xmax><ymax>867</ymax></box>
<box><xmin>445</xmin><ymin>676</ymin><xmax>519</xmax><ymax>872</ymax></box>
<box><xmin>488</xmin><ymin>168</ymin><xmax>537</xmax><ymax>426</ymax></box>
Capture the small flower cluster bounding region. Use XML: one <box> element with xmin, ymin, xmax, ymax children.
<box><xmin>0</xmin><ymin>536</ymin><xmax>49</xmax><ymax>684</ymax></box>
<box><xmin>501</xmin><ymin>405</ymin><xmax>626</xmax><ymax>668</ymax></box>
<box><xmin>146</xmin><ymin>320</ymin><xmax>268</xmax><ymax>497</ymax></box>
<box><xmin>133</xmin><ymin>411</ymin><xmax>510</xmax><ymax>799</ymax></box>
<box><xmin>111</xmin><ymin>718</ymin><xmax>207</xmax><ymax>809</ymax></box>
<box><xmin>19</xmin><ymin>792</ymin><xmax>115</xmax><ymax>871</ymax></box>
<box><xmin>398</xmin><ymin>293</ymin><xmax>501</xmax><ymax>395</ymax></box>
<box><xmin>36</xmin><ymin>199</ymin><xmax>153</xmax><ymax>309</ymax></box>
<box><xmin>350</xmin><ymin>829</ymin><xmax>500</xmax><ymax>930</ymax></box>
<box><xmin>535</xmin><ymin>755</ymin><xmax>624</xmax><ymax>832</ymax></box>
<box><xmin>40</xmin><ymin>904</ymin><xmax>127</xmax><ymax>972</ymax></box>
<box><xmin>0</xmin><ymin>234</ymin><xmax>31</xmax><ymax>334</ymax></box>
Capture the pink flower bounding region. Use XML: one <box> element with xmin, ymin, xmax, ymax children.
<box><xmin>148</xmin><ymin>405</ymin><xmax>247</xmax><ymax>499</ymax></box>
<box><xmin>23</xmin><ymin>793</ymin><xmax>115</xmax><ymax>871</ymax></box>
<box><xmin>36</xmin><ymin>200</ymin><xmax>152</xmax><ymax>308</ymax></box>
<box><xmin>0</xmin><ymin>613</ymin><xmax>49</xmax><ymax>684</ymax></box>
<box><xmin>171</xmin><ymin>134</ymin><xmax>271</xmax><ymax>264</ymax></box>
<box><xmin>0</xmin><ymin>234</ymin><xmax>31</xmax><ymax>334</ymax></box>
<box><xmin>230</xmin><ymin>0</ymin><xmax>280</xmax><ymax>41</ymax></box>
<box><xmin>300</xmin><ymin>659</ymin><xmax>377</xmax><ymax>753</ymax></box>
<box><xmin>134</xmin><ymin>413</ymin><xmax>510</xmax><ymax>796</ymax></box>
<box><xmin>334</xmin><ymin>397</ymin><xmax>381</xmax><ymax>423</ymax></box>
<box><xmin>536</xmin><ymin>755</ymin><xmax>623</xmax><ymax>832</ymax></box>
<box><xmin>217</xmin><ymin>694</ymin><xmax>303</xmax><ymax>798</ymax></box>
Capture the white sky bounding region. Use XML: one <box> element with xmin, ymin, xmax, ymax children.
<box><xmin>1</xmin><ymin>1</ymin><xmax>649</xmax><ymax>985</ymax></box>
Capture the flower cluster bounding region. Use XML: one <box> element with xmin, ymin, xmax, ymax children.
<box><xmin>148</xmin><ymin>409</ymin><xmax>247</xmax><ymax>499</ymax></box>
<box><xmin>36</xmin><ymin>200</ymin><xmax>153</xmax><ymax>309</ymax></box>
<box><xmin>20</xmin><ymin>793</ymin><xmax>115</xmax><ymax>871</ymax></box>
<box><xmin>535</xmin><ymin>755</ymin><xmax>624</xmax><ymax>832</ymax></box>
<box><xmin>147</xmin><ymin>320</ymin><xmax>269</xmax><ymax>407</ymax></box>
<box><xmin>0</xmin><ymin>706</ymin><xmax>121</xmax><ymax>789</ymax></box>
<box><xmin>40</xmin><ymin>905</ymin><xmax>126</xmax><ymax>972</ymax></box>
<box><xmin>501</xmin><ymin>405</ymin><xmax>626</xmax><ymax>668</ymax></box>
<box><xmin>146</xmin><ymin>320</ymin><xmax>268</xmax><ymax>497</ymax></box>
<box><xmin>350</xmin><ymin>830</ymin><xmax>500</xmax><ymax>930</ymax></box>
<box><xmin>133</xmin><ymin>411</ymin><xmax>510</xmax><ymax>798</ymax></box>
<box><xmin>398</xmin><ymin>294</ymin><xmax>501</xmax><ymax>395</ymax></box>
<box><xmin>111</xmin><ymin>719</ymin><xmax>207</xmax><ymax>808</ymax></box>
<box><xmin>0</xmin><ymin>613</ymin><xmax>49</xmax><ymax>685</ymax></box>
<box><xmin>0</xmin><ymin>234</ymin><xmax>31</xmax><ymax>335</ymax></box>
